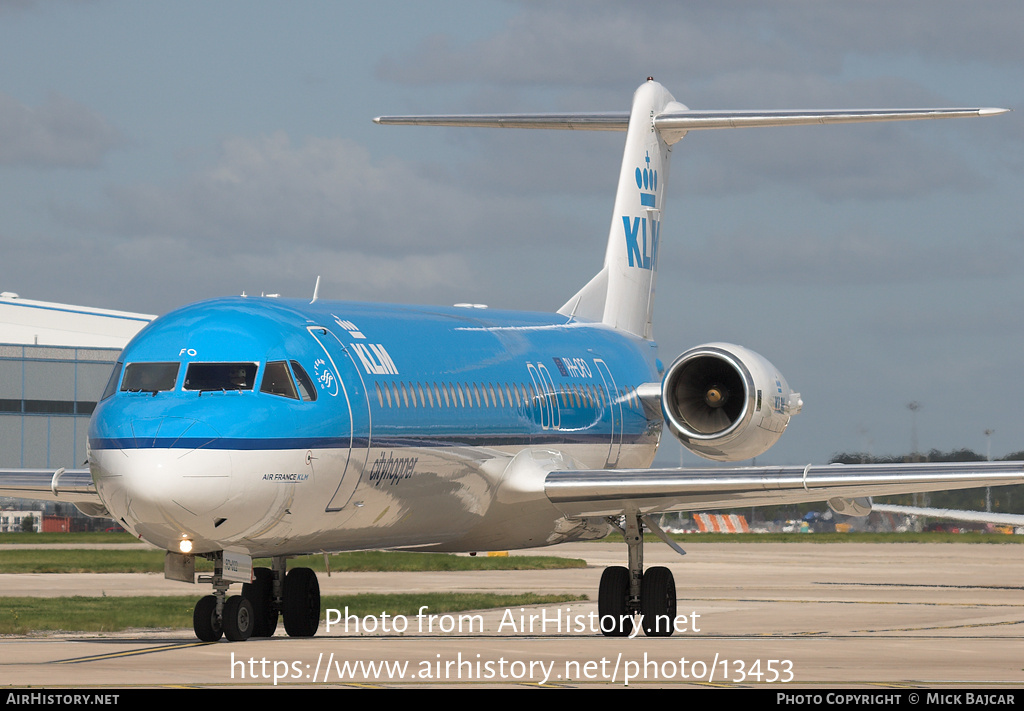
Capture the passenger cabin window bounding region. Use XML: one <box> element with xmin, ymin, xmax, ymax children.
<box><xmin>261</xmin><ymin>361</ymin><xmax>298</xmax><ymax>399</ymax></box>
<box><xmin>183</xmin><ymin>363</ymin><xmax>257</xmax><ymax>391</ymax></box>
<box><xmin>121</xmin><ymin>362</ymin><xmax>179</xmax><ymax>393</ymax></box>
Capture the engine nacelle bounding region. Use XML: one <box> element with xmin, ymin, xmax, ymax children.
<box><xmin>662</xmin><ymin>342</ymin><xmax>802</xmax><ymax>462</ymax></box>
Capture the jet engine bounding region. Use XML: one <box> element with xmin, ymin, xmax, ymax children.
<box><xmin>661</xmin><ymin>343</ymin><xmax>802</xmax><ymax>462</ymax></box>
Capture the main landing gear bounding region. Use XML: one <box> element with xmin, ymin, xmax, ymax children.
<box><xmin>192</xmin><ymin>555</ymin><xmax>321</xmax><ymax>642</ymax></box>
<box><xmin>597</xmin><ymin>513</ymin><xmax>679</xmax><ymax>637</ymax></box>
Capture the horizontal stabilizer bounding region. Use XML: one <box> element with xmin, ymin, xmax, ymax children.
<box><xmin>373</xmin><ymin>113</ymin><xmax>630</xmax><ymax>130</ymax></box>
<box><xmin>654</xmin><ymin>107</ymin><xmax>1008</xmax><ymax>144</ymax></box>
<box><xmin>375</xmin><ymin>107</ymin><xmax>1007</xmax><ymax>138</ymax></box>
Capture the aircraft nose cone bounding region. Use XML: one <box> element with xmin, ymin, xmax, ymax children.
<box><xmin>104</xmin><ymin>415</ymin><xmax>222</xmax><ymax>451</ymax></box>
<box><xmin>91</xmin><ymin>416</ymin><xmax>233</xmax><ymax>549</ymax></box>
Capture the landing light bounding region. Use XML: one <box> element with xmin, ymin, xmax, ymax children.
<box><xmin>179</xmin><ymin>538</ymin><xmax>193</xmax><ymax>554</ymax></box>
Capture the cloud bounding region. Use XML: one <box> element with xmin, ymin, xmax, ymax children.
<box><xmin>777</xmin><ymin>1</ymin><xmax>1024</xmax><ymax>66</ymax></box>
<box><xmin>43</xmin><ymin>129</ymin><xmax>606</xmax><ymax>311</ymax></box>
<box><xmin>376</xmin><ymin>3</ymin><xmax>800</xmax><ymax>89</ymax></box>
<box><xmin>1</xmin><ymin>226</ymin><xmax>477</xmax><ymax>315</ymax></box>
<box><xmin>377</xmin><ymin>1</ymin><xmax>1024</xmax><ymax>90</ymax></box>
<box><xmin>0</xmin><ymin>0</ymin><xmax>37</xmax><ymax>13</ymax></box>
<box><xmin>59</xmin><ymin>131</ymin><xmax>531</xmax><ymax>252</ymax></box>
<box><xmin>0</xmin><ymin>92</ymin><xmax>124</xmax><ymax>168</ymax></box>
<box><xmin>671</xmin><ymin>228</ymin><xmax>1020</xmax><ymax>286</ymax></box>
<box><xmin>680</xmin><ymin>121</ymin><xmax>987</xmax><ymax>200</ymax></box>
<box><xmin>374</xmin><ymin>6</ymin><xmax>1011</xmax><ymax>202</ymax></box>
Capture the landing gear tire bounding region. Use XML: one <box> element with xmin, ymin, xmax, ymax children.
<box><xmin>640</xmin><ymin>566</ymin><xmax>676</xmax><ymax>637</ymax></box>
<box><xmin>598</xmin><ymin>566</ymin><xmax>631</xmax><ymax>637</ymax></box>
<box><xmin>283</xmin><ymin>567</ymin><xmax>320</xmax><ymax>638</ymax></box>
<box><xmin>223</xmin><ymin>595</ymin><xmax>254</xmax><ymax>641</ymax></box>
<box><xmin>193</xmin><ymin>594</ymin><xmax>223</xmax><ymax>642</ymax></box>
<box><xmin>242</xmin><ymin>567</ymin><xmax>278</xmax><ymax>637</ymax></box>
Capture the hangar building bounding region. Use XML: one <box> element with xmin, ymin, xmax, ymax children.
<box><xmin>0</xmin><ymin>292</ymin><xmax>154</xmax><ymax>469</ymax></box>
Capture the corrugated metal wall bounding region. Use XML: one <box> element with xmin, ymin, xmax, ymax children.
<box><xmin>0</xmin><ymin>344</ymin><xmax>120</xmax><ymax>468</ymax></box>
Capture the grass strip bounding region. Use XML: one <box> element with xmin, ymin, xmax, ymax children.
<box><xmin>290</xmin><ymin>551</ymin><xmax>587</xmax><ymax>572</ymax></box>
<box><xmin>0</xmin><ymin>550</ymin><xmax>174</xmax><ymax>573</ymax></box>
<box><xmin>0</xmin><ymin>533</ymin><xmax>139</xmax><ymax>544</ymax></box>
<box><xmin>0</xmin><ymin>593</ymin><xmax>586</xmax><ymax>635</ymax></box>
<box><xmin>4</xmin><ymin>530</ymin><xmax>1020</xmax><ymax>547</ymax></box>
<box><xmin>646</xmin><ymin>532</ymin><xmax>1024</xmax><ymax>544</ymax></box>
<box><xmin>0</xmin><ymin>549</ymin><xmax>587</xmax><ymax>574</ymax></box>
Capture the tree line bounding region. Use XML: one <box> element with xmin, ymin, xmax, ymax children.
<box><xmin>829</xmin><ymin>448</ymin><xmax>1024</xmax><ymax>514</ymax></box>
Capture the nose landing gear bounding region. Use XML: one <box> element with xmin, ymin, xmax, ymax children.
<box><xmin>192</xmin><ymin>594</ymin><xmax>222</xmax><ymax>642</ymax></box>
<box><xmin>192</xmin><ymin>592</ymin><xmax>254</xmax><ymax>642</ymax></box>
<box><xmin>240</xmin><ymin>565</ymin><xmax>279</xmax><ymax>637</ymax></box>
<box><xmin>190</xmin><ymin>553</ymin><xmax>321</xmax><ymax>642</ymax></box>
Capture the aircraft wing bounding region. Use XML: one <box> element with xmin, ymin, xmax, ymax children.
<box><xmin>870</xmin><ymin>503</ymin><xmax>1024</xmax><ymax>527</ymax></box>
<box><xmin>544</xmin><ymin>461</ymin><xmax>1024</xmax><ymax>517</ymax></box>
<box><xmin>0</xmin><ymin>468</ymin><xmax>109</xmax><ymax>517</ymax></box>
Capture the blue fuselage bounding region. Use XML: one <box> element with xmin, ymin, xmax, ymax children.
<box><xmin>88</xmin><ymin>297</ymin><xmax>663</xmax><ymax>556</ymax></box>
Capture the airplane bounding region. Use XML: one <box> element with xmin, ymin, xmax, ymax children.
<box><xmin>1</xmin><ymin>78</ymin><xmax>1019</xmax><ymax>642</ymax></box>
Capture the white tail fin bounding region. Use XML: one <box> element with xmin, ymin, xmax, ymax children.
<box><xmin>559</xmin><ymin>80</ymin><xmax>683</xmax><ymax>339</ymax></box>
<box><xmin>375</xmin><ymin>83</ymin><xmax>1006</xmax><ymax>340</ymax></box>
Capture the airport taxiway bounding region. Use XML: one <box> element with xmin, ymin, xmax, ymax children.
<box><xmin>1</xmin><ymin>541</ymin><xmax>1021</xmax><ymax>688</ymax></box>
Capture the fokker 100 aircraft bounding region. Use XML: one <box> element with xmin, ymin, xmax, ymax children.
<box><xmin>2</xmin><ymin>79</ymin><xmax>1019</xmax><ymax>642</ymax></box>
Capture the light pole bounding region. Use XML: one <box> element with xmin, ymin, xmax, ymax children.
<box><xmin>908</xmin><ymin>402</ymin><xmax>921</xmax><ymax>506</ymax></box>
<box><xmin>907</xmin><ymin>401</ymin><xmax>921</xmax><ymax>460</ymax></box>
<box><xmin>984</xmin><ymin>429</ymin><xmax>994</xmax><ymax>513</ymax></box>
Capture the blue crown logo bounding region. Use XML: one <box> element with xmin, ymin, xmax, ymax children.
<box><xmin>634</xmin><ymin>151</ymin><xmax>657</xmax><ymax>207</ymax></box>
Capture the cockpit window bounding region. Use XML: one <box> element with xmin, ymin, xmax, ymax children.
<box><xmin>258</xmin><ymin>361</ymin><xmax>317</xmax><ymax>402</ymax></box>
<box><xmin>260</xmin><ymin>361</ymin><xmax>298</xmax><ymax>399</ymax></box>
<box><xmin>121</xmin><ymin>362</ymin><xmax>179</xmax><ymax>393</ymax></box>
<box><xmin>101</xmin><ymin>361</ymin><xmax>123</xmax><ymax>400</ymax></box>
<box><xmin>290</xmin><ymin>361</ymin><xmax>317</xmax><ymax>401</ymax></box>
<box><xmin>183</xmin><ymin>363</ymin><xmax>257</xmax><ymax>391</ymax></box>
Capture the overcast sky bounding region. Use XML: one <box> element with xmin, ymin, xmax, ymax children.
<box><xmin>1</xmin><ymin>1</ymin><xmax>1022</xmax><ymax>465</ymax></box>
